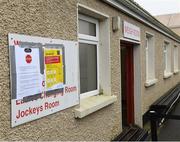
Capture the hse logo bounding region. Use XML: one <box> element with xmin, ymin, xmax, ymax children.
<box><xmin>25</xmin><ymin>54</ymin><xmax>32</xmax><ymax>63</ymax></box>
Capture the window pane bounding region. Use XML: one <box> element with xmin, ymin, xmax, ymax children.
<box><xmin>167</xmin><ymin>44</ymin><xmax>171</xmax><ymax>72</ymax></box>
<box><xmin>164</xmin><ymin>46</ymin><xmax>167</xmax><ymax>71</ymax></box>
<box><xmin>79</xmin><ymin>43</ymin><xmax>97</xmax><ymax>94</ymax></box>
<box><xmin>146</xmin><ymin>35</ymin><xmax>155</xmax><ymax>80</ymax></box>
<box><xmin>79</xmin><ymin>19</ymin><xmax>96</xmax><ymax>36</ymax></box>
<box><xmin>174</xmin><ymin>47</ymin><xmax>178</xmax><ymax>71</ymax></box>
<box><xmin>164</xmin><ymin>42</ymin><xmax>171</xmax><ymax>73</ymax></box>
<box><xmin>164</xmin><ymin>44</ymin><xmax>168</xmax><ymax>71</ymax></box>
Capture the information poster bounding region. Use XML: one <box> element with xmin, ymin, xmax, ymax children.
<box><xmin>15</xmin><ymin>45</ymin><xmax>42</xmax><ymax>100</ymax></box>
<box><xmin>44</xmin><ymin>48</ymin><xmax>64</xmax><ymax>91</ymax></box>
<box><xmin>9</xmin><ymin>33</ymin><xmax>79</xmax><ymax>127</ymax></box>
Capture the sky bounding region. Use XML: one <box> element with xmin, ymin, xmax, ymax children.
<box><xmin>134</xmin><ymin>0</ymin><xmax>180</xmax><ymax>16</ymax></box>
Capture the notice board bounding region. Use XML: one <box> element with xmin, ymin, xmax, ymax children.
<box><xmin>9</xmin><ymin>33</ymin><xmax>79</xmax><ymax>127</ymax></box>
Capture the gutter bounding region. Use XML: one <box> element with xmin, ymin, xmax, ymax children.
<box><xmin>103</xmin><ymin>0</ymin><xmax>180</xmax><ymax>43</ymax></box>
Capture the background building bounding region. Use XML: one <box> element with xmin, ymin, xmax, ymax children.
<box><xmin>156</xmin><ymin>13</ymin><xmax>180</xmax><ymax>36</ymax></box>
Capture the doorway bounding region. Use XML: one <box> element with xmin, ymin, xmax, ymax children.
<box><xmin>121</xmin><ymin>41</ymin><xmax>135</xmax><ymax>128</ymax></box>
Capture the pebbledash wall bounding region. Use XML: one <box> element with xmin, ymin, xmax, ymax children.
<box><xmin>0</xmin><ymin>0</ymin><xmax>180</xmax><ymax>141</ymax></box>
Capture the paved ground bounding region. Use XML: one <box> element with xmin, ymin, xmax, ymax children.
<box><xmin>158</xmin><ymin>101</ymin><xmax>180</xmax><ymax>141</ymax></box>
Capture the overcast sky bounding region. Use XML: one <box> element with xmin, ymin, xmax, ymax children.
<box><xmin>134</xmin><ymin>0</ymin><xmax>180</xmax><ymax>15</ymax></box>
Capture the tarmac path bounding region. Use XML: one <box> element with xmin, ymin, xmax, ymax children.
<box><xmin>158</xmin><ymin>100</ymin><xmax>180</xmax><ymax>141</ymax></box>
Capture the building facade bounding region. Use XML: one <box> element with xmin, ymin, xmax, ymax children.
<box><xmin>0</xmin><ymin>0</ymin><xmax>180</xmax><ymax>141</ymax></box>
<box><xmin>156</xmin><ymin>13</ymin><xmax>180</xmax><ymax>36</ymax></box>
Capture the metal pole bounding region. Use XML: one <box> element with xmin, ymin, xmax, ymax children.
<box><xmin>149</xmin><ymin>111</ymin><xmax>158</xmax><ymax>141</ymax></box>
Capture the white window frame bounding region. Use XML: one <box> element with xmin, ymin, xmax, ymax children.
<box><xmin>78</xmin><ymin>14</ymin><xmax>100</xmax><ymax>99</ymax></box>
<box><xmin>164</xmin><ymin>44</ymin><xmax>167</xmax><ymax>71</ymax></box>
<box><xmin>174</xmin><ymin>45</ymin><xmax>179</xmax><ymax>73</ymax></box>
<box><xmin>78</xmin><ymin>14</ymin><xmax>99</xmax><ymax>42</ymax></box>
<box><xmin>163</xmin><ymin>41</ymin><xmax>173</xmax><ymax>78</ymax></box>
<box><xmin>145</xmin><ymin>38</ymin><xmax>148</xmax><ymax>78</ymax></box>
<box><xmin>145</xmin><ymin>32</ymin><xmax>157</xmax><ymax>87</ymax></box>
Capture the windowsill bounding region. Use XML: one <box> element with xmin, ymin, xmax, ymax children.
<box><xmin>74</xmin><ymin>95</ymin><xmax>117</xmax><ymax>118</ymax></box>
<box><xmin>163</xmin><ymin>72</ymin><xmax>173</xmax><ymax>79</ymax></box>
<box><xmin>174</xmin><ymin>70</ymin><xmax>180</xmax><ymax>74</ymax></box>
<box><xmin>145</xmin><ymin>78</ymin><xmax>158</xmax><ymax>87</ymax></box>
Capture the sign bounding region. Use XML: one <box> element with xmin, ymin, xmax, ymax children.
<box><xmin>123</xmin><ymin>21</ymin><xmax>141</xmax><ymax>41</ymax></box>
<box><xmin>9</xmin><ymin>33</ymin><xmax>79</xmax><ymax>127</ymax></box>
<box><xmin>14</xmin><ymin>43</ymin><xmax>42</xmax><ymax>100</ymax></box>
<box><xmin>25</xmin><ymin>55</ymin><xmax>32</xmax><ymax>63</ymax></box>
<box><xmin>44</xmin><ymin>48</ymin><xmax>64</xmax><ymax>92</ymax></box>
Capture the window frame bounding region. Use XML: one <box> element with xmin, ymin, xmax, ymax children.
<box><xmin>173</xmin><ymin>45</ymin><xmax>179</xmax><ymax>73</ymax></box>
<box><xmin>78</xmin><ymin>14</ymin><xmax>100</xmax><ymax>99</ymax></box>
<box><xmin>78</xmin><ymin>14</ymin><xmax>99</xmax><ymax>42</ymax></box>
<box><xmin>164</xmin><ymin>44</ymin><xmax>167</xmax><ymax>71</ymax></box>
<box><xmin>145</xmin><ymin>37</ymin><xmax>149</xmax><ymax>80</ymax></box>
<box><xmin>145</xmin><ymin>32</ymin><xmax>157</xmax><ymax>87</ymax></box>
<box><xmin>163</xmin><ymin>40</ymin><xmax>173</xmax><ymax>78</ymax></box>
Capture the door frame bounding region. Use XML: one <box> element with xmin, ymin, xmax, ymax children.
<box><xmin>120</xmin><ymin>38</ymin><xmax>142</xmax><ymax>127</ymax></box>
<box><xmin>120</xmin><ymin>41</ymin><xmax>134</xmax><ymax>125</ymax></box>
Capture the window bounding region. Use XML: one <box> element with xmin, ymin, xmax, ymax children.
<box><xmin>78</xmin><ymin>14</ymin><xmax>99</xmax><ymax>99</ymax></box>
<box><xmin>174</xmin><ymin>45</ymin><xmax>179</xmax><ymax>73</ymax></box>
<box><xmin>75</xmin><ymin>6</ymin><xmax>115</xmax><ymax>119</ymax></box>
<box><xmin>79</xmin><ymin>43</ymin><xmax>97</xmax><ymax>93</ymax></box>
<box><xmin>164</xmin><ymin>41</ymin><xmax>172</xmax><ymax>78</ymax></box>
<box><xmin>145</xmin><ymin>33</ymin><xmax>157</xmax><ymax>87</ymax></box>
<box><xmin>79</xmin><ymin>20</ymin><xmax>96</xmax><ymax>36</ymax></box>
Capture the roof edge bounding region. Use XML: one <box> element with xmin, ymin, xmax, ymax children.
<box><xmin>103</xmin><ymin>0</ymin><xmax>180</xmax><ymax>43</ymax></box>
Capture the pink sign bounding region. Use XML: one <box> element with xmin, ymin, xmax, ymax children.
<box><xmin>123</xmin><ymin>21</ymin><xmax>141</xmax><ymax>41</ymax></box>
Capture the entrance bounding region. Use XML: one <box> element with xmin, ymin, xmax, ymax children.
<box><xmin>121</xmin><ymin>41</ymin><xmax>134</xmax><ymax>128</ymax></box>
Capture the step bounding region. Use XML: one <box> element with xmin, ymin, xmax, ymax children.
<box><xmin>113</xmin><ymin>125</ymin><xmax>148</xmax><ymax>141</ymax></box>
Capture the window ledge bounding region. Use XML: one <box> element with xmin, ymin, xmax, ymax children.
<box><xmin>174</xmin><ymin>70</ymin><xmax>180</xmax><ymax>74</ymax></box>
<box><xmin>145</xmin><ymin>79</ymin><xmax>158</xmax><ymax>87</ymax></box>
<box><xmin>74</xmin><ymin>95</ymin><xmax>117</xmax><ymax>118</ymax></box>
<box><xmin>164</xmin><ymin>72</ymin><xmax>173</xmax><ymax>79</ymax></box>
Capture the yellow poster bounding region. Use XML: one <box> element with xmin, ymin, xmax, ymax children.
<box><xmin>44</xmin><ymin>48</ymin><xmax>64</xmax><ymax>91</ymax></box>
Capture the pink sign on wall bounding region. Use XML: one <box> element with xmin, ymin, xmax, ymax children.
<box><xmin>123</xmin><ymin>21</ymin><xmax>141</xmax><ymax>41</ymax></box>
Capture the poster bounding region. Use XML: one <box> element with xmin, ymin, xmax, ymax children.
<box><xmin>44</xmin><ymin>48</ymin><xmax>64</xmax><ymax>92</ymax></box>
<box><xmin>9</xmin><ymin>33</ymin><xmax>79</xmax><ymax>127</ymax></box>
<box><xmin>14</xmin><ymin>45</ymin><xmax>42</xmax><ymax>100</ymax></box>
